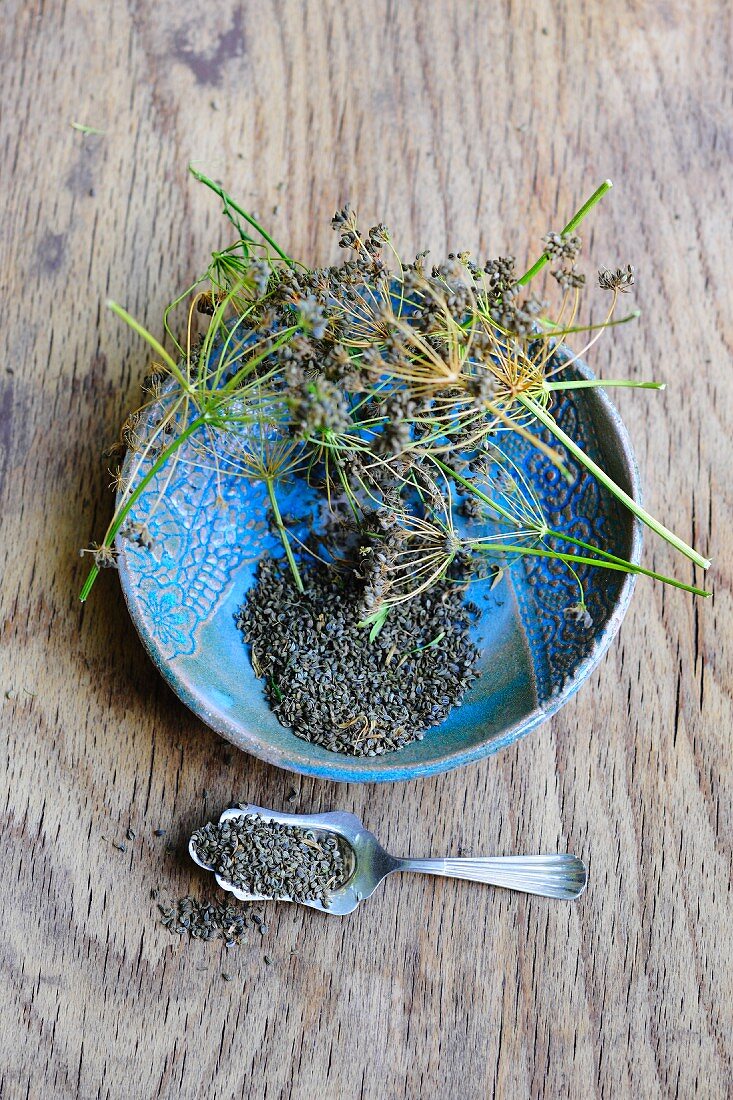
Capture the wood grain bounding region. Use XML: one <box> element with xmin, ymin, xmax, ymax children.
<box><xmin>1</xmin><ymin>1</ymin><xmax>731</xmax><ymax>1097</ymax></box>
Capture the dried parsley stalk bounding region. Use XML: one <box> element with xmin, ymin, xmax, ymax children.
<box><xmin>80</xmin><ymin>171</ymin><xmax>710</xmax><ymax>613</ymax></box>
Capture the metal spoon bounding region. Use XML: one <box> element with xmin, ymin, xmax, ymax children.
<box><xmin>189</xmin><ymin>804</ymin><xmax>587</xmax><ymax>915</ymax></box>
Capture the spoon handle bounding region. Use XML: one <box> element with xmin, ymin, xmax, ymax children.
<box><xmin>397</xmin><ymin>854</ymin><xmax>587</xmax><ymax>900</ymax></box>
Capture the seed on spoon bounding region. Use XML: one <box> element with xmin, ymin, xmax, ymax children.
<box><xmin>190</xmin><ymin>813</ymin><xmax>350</xmax><ymax>906</ymax></box>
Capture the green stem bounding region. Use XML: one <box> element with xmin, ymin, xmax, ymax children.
<box><xmin>537</xmin><ymin>310</ymin><xmax>640</xmax><ymax>337</ymax></box>
<box><xmin>516</xmin><ymin>179</ymin><xmax>613</xmax><ymax>287</ymax></box>
<box><xmin>432</xmin><ymin>456</ymin><xmax>706</xmax><ymax>587</ymax></box>
<box><xmin>189</xmin><ymin>166</ymin><xmax>295</xmax><ymax>268</ymax></box>
<box><xmin>266</xmin><ymin>479</ymin><xmax>304</xmax><ymax>593</ymax></box>
<box><xmin>80</xmin><ymin>414</ymin><xmax>210</xmax><ymax>601</ymax></box>
<box><xmin>79</xmin><ymin>566</ymin><xmax>99</xmax><ymax>604</ymax></box>
<box><xmin>335</xmin><ymin>459</ymin><xmax>362</xmax><ymax>522</ymax></box>
<box><xmin>544</xmin><ymin>529</ymin><xmax>635</xmax><ymax>567</ymax></box>
<box><xmin>470</xmin><ymin>543</ymin><xmax>710</xmax><ymax>597</ymax></box>
<box><xmin>217</xmin><ymin>327</ymin><xmax>299</xmax><ymax>396</ymax></box>
<box><xmin>542</xmin><ymin>530</ymin><xmax>710</xmax><ymax>593</ymax></box>
<box><xmin>544</xmin><ymin>379</ymin><xmax>665</xmax><ymax>392</ymax></box>
<box><xmin>108</xmin><ymin>301</ymin><xmax>191</xmax><ymax>392</ymax></box>
<box><xmin>517</xmin><ymin>393</ymin><xmax>710</xmax><ymax>570</ymax></box>
<box><xmin>430</xmin><ymin>457</ymin><xmax>522</xmax><ymax>529</ymax></box>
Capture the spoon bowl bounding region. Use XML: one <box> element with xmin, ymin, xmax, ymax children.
<box><xmin>189</xmin><ymin>804</ymin><xmax>588</xmax><ymax>914</ymax></box>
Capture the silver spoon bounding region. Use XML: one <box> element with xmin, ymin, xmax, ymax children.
<box><xmin>189</xmin><ymin>804</ymin><xmax>587</xmax><ymax>914</ymax></box>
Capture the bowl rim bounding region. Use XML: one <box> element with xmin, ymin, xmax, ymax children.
<box><xmin>116</xmin><ymin>359</ymin><xmax>643</xmax><ymax>783</ymax></box>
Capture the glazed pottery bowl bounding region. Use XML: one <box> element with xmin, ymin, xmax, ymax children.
<box><xmin>117</xmin><ymin>348</ymin><xmax>641</xmax><ymax>782</ymax></box>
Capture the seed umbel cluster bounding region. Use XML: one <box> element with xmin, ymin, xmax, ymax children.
<box><xmin>81</xmin><ymin>175</ymin><xmax>710</xmax><ymax>693</ymax></box>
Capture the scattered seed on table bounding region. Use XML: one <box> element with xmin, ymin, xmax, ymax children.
<box><xmin>222</xmin><ymin>972</ymin><xmax>232</xmax><ymax>982</ymax></box>
<box><xmin>157</xmin><ymin>896</ymin><xmax>263</xmax><ymax>950</ymax></box>
<box><xmin>153</xmin><ymin>829</ymin><xmax>166</xmax><ymax>837</ymax></box>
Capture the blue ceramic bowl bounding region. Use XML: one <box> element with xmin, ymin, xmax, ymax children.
<box><xmin>117</xmin><ymin>348</ymin><xmax>641</xmax><ymax>782</ymax></box>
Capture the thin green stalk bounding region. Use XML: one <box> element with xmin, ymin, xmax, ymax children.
<box><xmin>544</xmin><ymin>379</ymin><xmax>665</xmax><ymax>392</ymax></box>
<box><xmin>470</xmin><ymin>542</ymin><xmax>710</xmax><ymax>597</ymax></box>
<box><xmin>544</xmin><ymin>528</ymin><xmax>636</xmax><ymax>568</ymax></box>
<box><xmin>80</xmin><ymin>414</ymin><xmax>210</xmax><ymax>601</ymax></box>
<box><xmin>108</xmin><ymin>301</ymin><xmax>191</xmax><ymax>393</ymax></box>
<box><xmin>218</xmin><ymin>326</ymin><xmax>299</xmax><ymax>395</ymax></box>
<box><xmin>208</xmin><ymin>310</ymin><xmax>254</xmax><ymax>392</ymax></box>
<box><xmin>335</xmin><ymin>459</ymin><xmax>362</xmax><ymax>522</ymax></box>
<box><xmin>163</xmin><ymin>276</ymin><xmax>209</xmax><ymax>354</ymax></box>
<box><xmin>266</xmin><ymin>479</ymin><xmax>304</xmax><ymax>593</ymax></box>
<box><xmin>518</xmin><ymin>393</ymin><xmax>710</xmax><ymax>570</ymax></box>
<box><xmin>542</xmin><ymin>528</ymin><xmax>710</xmax><ymax>593</ymax></box>
<box><xmin>516</xmin><ymin>179</ymin><xmax>613</xmax><ymax>287</ymax></box>
<box><xmin>430</xmin><ymin>457</ymin><xmax>523</xmax><ymax>529</ymax></box>
<box><xmin>537</xmin><ymin>309</ymin><xmax>640</xmax><ymax>337</ymax></box>
<box><xmin>190</xmin><ymin>166</ymin><xmax>295</xmax><ymax>268</ymax></box>
<box><xmin>199</xmin><ymin>281</ymin><xmax>250</xmax><ymax>386</ymax></box>
<box><xmin>71</xmin><ymin>121</ymin><xmax>105</xmax><ymax>136</ymax></box>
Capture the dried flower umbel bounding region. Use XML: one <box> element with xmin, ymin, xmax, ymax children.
<box><xmin>80</xmin><ymin>172</ymin><xmax>710</xmax><ymax>632</ymax></box>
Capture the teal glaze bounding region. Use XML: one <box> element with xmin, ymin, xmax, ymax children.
<box><xmin>116</xmin><ymin>348</ymin><xmax>642</xmax><ymax>783</ymax></box>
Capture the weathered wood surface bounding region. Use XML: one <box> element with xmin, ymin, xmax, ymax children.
<box><xmin>1</xmin><ymin>2</ymin><xmax>731</xmax><ymax>1097</ymax></box>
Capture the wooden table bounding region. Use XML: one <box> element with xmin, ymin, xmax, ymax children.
<box><xmin>2</xmin><ymin>2</ymin><xmax>731</xmax><ymax>1097</ymax></box>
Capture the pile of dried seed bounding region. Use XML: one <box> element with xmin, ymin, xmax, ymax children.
<box><xmin>157</xmin><ymin>895</ymin><xmax>262</xmax><ymax>946</ymax></box>
<box><xmin>191</xmin><ymin>813</ymin><xmax>349</xmax><ymax>907</ymax></box>
<box><xmin>236</xmin><ymin>557</ymin><xmax>481</xmax><ymax>755</ymax></box>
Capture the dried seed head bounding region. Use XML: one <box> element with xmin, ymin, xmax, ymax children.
<box><xmin>79</xmin><ymin>542</ymin><xmax>118</xmax><ymax>569</ymax></box>
<box><xmin>564</xmin><ymin>602</ymin><xmax>593</xmax><ymax>629</ymax></box>
<box><xmin>543</xmin><ymin>231</ymin><xmax>582</xmax><ymax>262</ymax></box>
<box><xmin>552</xmin><ymin>266</ymin><xmax>586</xmax><ymax>290</ymax></box>
<box><xmin>598</xmin><ymin>264</ymin><xmax>635</xmax><ymax>292</ymax></box>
